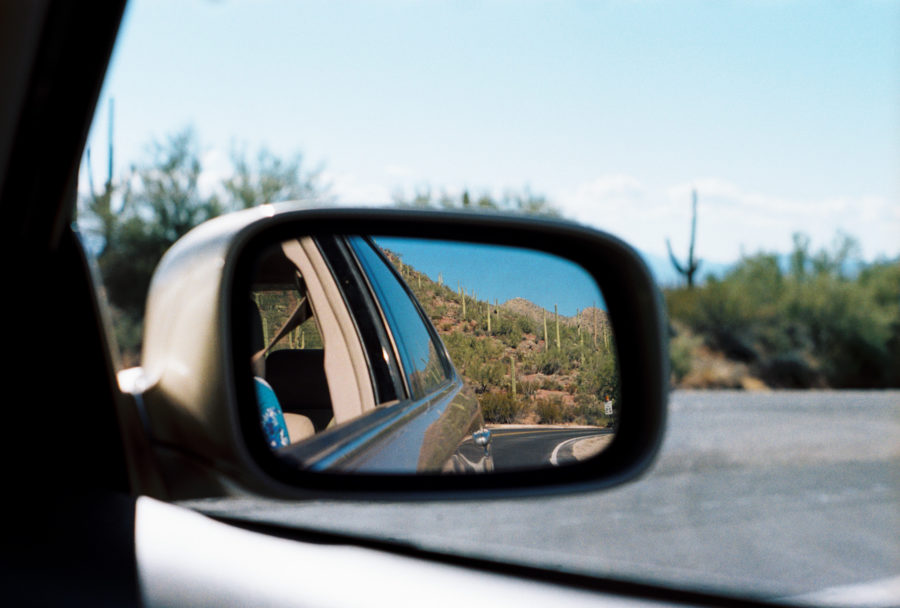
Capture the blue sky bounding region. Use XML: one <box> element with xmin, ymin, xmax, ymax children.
<box><xmin>376</xmin><ymin>237</ymin><xmax>605</xmax><ymax>316</ymax></box>
<box><xmin>81</xmin><ymin>0</ymin><xmax>900</xmax><ymax>269</ymax></box>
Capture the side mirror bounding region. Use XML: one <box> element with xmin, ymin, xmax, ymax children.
<box><xmin>119</xmin><ymin>206</ymin><xmax>668</xmax><ymax>500</ymax></box>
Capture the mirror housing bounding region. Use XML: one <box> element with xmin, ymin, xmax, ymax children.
<box><xmin>118</xmin><ymin>206</ymin><xmax>668</xmax><ymax>500</ymax></box>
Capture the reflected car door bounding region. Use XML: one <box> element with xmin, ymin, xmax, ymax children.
<box><xmin>344</xmin><ymin>236</ymin><xmax>455</xmax><ymax>398</ymax></box>
<box><xmin>279</xmin><ymin>236</ymin><xmax>489</xmax><ymax>473</ymax></box>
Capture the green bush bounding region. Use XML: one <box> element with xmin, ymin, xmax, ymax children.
<box><xmin>669</xmin><ymin>330</ymin><xmax>698</xmax><ymax>382</ymax></box>
<box><xmin>575</xmin><ymin>352</ymin><xmax>619</xmax><ymax>401</ymax></box>
<box><xmin>533</xmin><ymin>350</ymin><xmax>565</xmax><ymax>375</ymax></box>
<box><xmin>573</xmin><ymin>394</ymin><xmax>612</xmax><ymax>426</ymax></box>
<box><xmin>535</xmin><ymin>397</ymin><xmax>567</xmax><ymax>424</ymax></box>
<box><xmin>539</xmin><ymin>377</ymin><xmax>563</xmax><ymax>391</ymax></box>
<box><xmin>665</xmin><ymin>233</ymin><xmax>900</xmax><ymax>388</ymax></box>
<box><xmin>467</xmin><ymin>361</ymin><xmax>505</xmax><ymax>393</ymax></box>
<box><xmin>479</xmin><ymin>392</ymin><xmax>527</xmax><ymax>424</ymax></box>
<box><xmin>519</xmin><ymin>380</ymin><xmax>539</xmax><ymax>397</ymax></box>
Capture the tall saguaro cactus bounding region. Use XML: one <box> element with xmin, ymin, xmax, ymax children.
<box><xmin>509</xmin><ymin>354</ymin><xmax>517</xmax><ymax>396</ymax></box>
<box><xmin>543</xmin><ymin>310</ymin><xmax>549</xmax><ymax>352</ymax></box>
<box><xmin>459</xmin><ymin>285</ymin><xmax>466</xmax><ymax>320</ymax></box>
<box><xmin>666</xmin><ymin>188</ymin><xmax>702</xmax><ymax>288</ymax></box>
<box><xmin>554</xmin><ymin>304</ymin><xmax>561</xmax><ymax>350</ymax></box>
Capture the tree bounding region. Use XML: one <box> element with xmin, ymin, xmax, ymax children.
<box><xmin>93</xmin><ymin>128</ymin><xmax>219</xmax><ymax>354</ymax></box>
<box><xmin>80</xmin><ymin>127</ymin><xmax>328</xmax><ymax>361</ymax></box>
<box><xmin>393</xmin><ymin>187</ymin><xmax>560</xmax><ymax>216</ymax></box>
<box><xmin>223</xmin><ymin>146</ymin><xmax>326</xmax><ymax>209</ymax></box>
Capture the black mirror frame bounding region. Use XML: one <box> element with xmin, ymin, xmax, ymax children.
<box><xmin>228</xmin><ymin>208</ymin><xmax>668</xmax><ymax>498</ymax></box>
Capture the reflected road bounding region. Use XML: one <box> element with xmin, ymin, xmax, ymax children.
<box><xmin>488</xmin><ymin>427</ymin><xmax>613</xmax><ymax>468</ymax></box>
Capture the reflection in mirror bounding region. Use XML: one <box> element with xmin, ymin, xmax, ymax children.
<box><xmin>248</xmin><ymin>236</ymin><xmax>619</xmax><ymax>475</ymax></box>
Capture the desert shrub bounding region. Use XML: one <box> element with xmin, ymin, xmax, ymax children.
<box><xmin>533</xmin><ymin>350</ymin><xmax>565</xmax><ymax>375</ymax></box>
<box><xmin>467</xmin><ymin>360</ymin><xmax>506</xmax><ymax>393</ymax></box>
<box><xmin>669</xmin><ymin>329</ymin><xmax>699</xmax><ymax>382</ymax></box>
<box><xmin>576</xmin><ymin>352</ymin><xmax>620</xmax><ymax>402</ymax></box>
<box><xmin>491</xmin><ymin>315</ymin><xmax>528</xmax><ymax>348</ymax></box>
<box><xmin>573</xmin><ymin>393</ymin><xmax>608</xmax><ymax>426</ymax></box>
<box><xmin>432</xmin><ymin>304</ymin><xmax>447</xmax><ymax>320</ymax></box>
<box><xmin>442</xmin><ymin>332</ymin><xmax>503</xmax><ymax>372</ymax></box>
<box><xmin>539</xmin><ymin>377</ymin><xmax>563</xmax><ymax>391</ymax></box>
<box><xmin>479</xmin><ymin>392</ymin><xmax>527</xmax><ymax>424</ymax></box>
<box><xmin>519</xmin><ymin>380</ymin><xmax>539</xmax><ymax>397</ymax></box>
<box><xmin>516</xmin><ymin>316</ymin><xmax>536</xmax><ymax>335</ymax></box>
<box><xmin>783</xmin><ymin>275</ymin><xmax>892</xmax><ymax>387</ymax></box>
<box><xmin>758</xmin><ymin>353</ymin><xmax>820</xmax><ymax>388</ymax></box>
<box><xmin>665</xmin><ymin>233</ymin><xmax>900</xmax><ymax>388</ymax></box>
<box><xmin>535</xmin><ymin>397</ymin><xmax>567</xmax><ymax>424</ymax></box>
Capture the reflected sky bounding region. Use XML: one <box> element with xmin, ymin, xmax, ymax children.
<box><xmin>375</xmin><ymin>237</ymin><xmax>605</xmax><ymax>317</ymax></box>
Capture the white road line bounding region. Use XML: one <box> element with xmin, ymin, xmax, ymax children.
<box><xmin>549</xmin><ymin>437</ymin><xmax>582</xmax><ymax>466</ymax></box>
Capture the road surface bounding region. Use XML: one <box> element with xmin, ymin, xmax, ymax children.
<box><xmin>186</xmin><ymin>390</ymin><xmax>900</xmax><ymax>605</ymax></box>
<box><xmin>488</xmin><ymin>426</ymin><xmax>613</xmax><ymax>469</ymax></box>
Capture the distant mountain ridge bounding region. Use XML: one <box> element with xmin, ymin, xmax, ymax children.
<box><xmin>501</xmin><ymin>297</ymin><xmax>610</xmax><ymax>333</ymax></box>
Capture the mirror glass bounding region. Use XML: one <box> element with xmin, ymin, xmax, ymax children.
<box><xmin>249</xmin><ymin>235</ymin><xmax>619</xmax><ymax>474</ymax></box>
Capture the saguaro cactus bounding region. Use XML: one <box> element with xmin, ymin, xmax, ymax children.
<box><xmin>555</xmin><ymin>304</ymin><xmax>561</xmax><ymax>350</ymax></box>
<box><xmin>509</xmin><ymin>354</ymin><xmax>517</xmax><ymax>396</ymax></box>
<box><xmin>666</xmin><ymin>188</ymin><xmax>702</xmax><ymax>288</ymax></box>
<box><xmin>578</xmin><ymin>310</ymin><xmax>584</xmax><ymax>346</ymax></box>
<box><xmin>543</xmin><ymin>309</ymin><xmax>549</xmax><ymax>352</ymax></box>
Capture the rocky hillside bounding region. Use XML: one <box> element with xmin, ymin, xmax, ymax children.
<box><xmin>386</xmin><ymin>249</ymin><xmax>620</xmax><ymax>426</ymax></box>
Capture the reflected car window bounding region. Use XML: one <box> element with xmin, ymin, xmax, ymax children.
<box><xmin>348</xmin><ymin>236</ymin><xmax>451</xmax><ymax>400</ymax></box>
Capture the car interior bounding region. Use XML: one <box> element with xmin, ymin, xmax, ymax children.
<box><xmin>251</xmin><ymin>240</ymin><xmax>340</xmax><ymax>439</ymax></box>
<box><xmin>249</xmin><ymin>296</ymin><xmax>322</xmax><ymax>441</ymax></box>
<box><xmin>252</xmin><ymin>236</ymin><xmax>393</xmax><ymax>442</ymax></box>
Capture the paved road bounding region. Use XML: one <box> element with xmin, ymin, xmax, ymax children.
<box><xmin>488</xmin><ymin>427</ymin><xmax>612</xmax><ymax>469</ymax></box>
<box><xmin>187</xmin><ymin>390</ymin><xmax>900</xmax><ymax>605</ymax></box>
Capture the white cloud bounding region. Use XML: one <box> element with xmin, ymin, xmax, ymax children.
<box><xmin>321</xmin><ymin>170</ymin><xmax>393</xmax><ymax>205</ymax></box>
<box><xmin>556</xmin><ymin>175</ymin><xmax>900</xmax><ymax>262</ymax></box>
<box><xmin>198</xmin><ymin>147</ymin><xmax>231</xmax><ymax>200</ymax></box>
<box><xmin>384</xmin><ymin>164</ymin><xmax>414</xmax><ymax>178</ymax></box>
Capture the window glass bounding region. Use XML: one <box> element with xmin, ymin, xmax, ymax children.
<box><xmin>81</xmin><ymin>0</ymin><xmax>900</xmax><ymax>602</ymax></box>
<box><xmin>253</xmin><ymin>290</ymin><xmax>323</xmax><ymax>353</ymax></box>
<box><xmin>347</xmin><ymin>236</ymin><xmax>451</xmax><ymax>399</ymax></box>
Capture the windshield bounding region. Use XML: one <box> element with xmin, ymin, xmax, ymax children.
<box><xmin>77</xmin><ymin>1</ymin><xmax>900</xmax><ymax>604</ymax></box>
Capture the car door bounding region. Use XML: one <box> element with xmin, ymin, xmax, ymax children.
<box><xmin>275</xmin><ymin>234</ymin><xmax>489</xmax><ymax>473</ymax></box>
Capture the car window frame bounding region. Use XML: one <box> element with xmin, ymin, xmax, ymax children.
<box><xmin>343</xmin><ymin>235</ymin><xmax>457</xmax><ymax>400</ymax></box>
<box><xmin>279</xmin><ymin>236</ymin><xmax>378</xmax><ymax>423</ymax></box>
<box><xmin>311</xmin><ymin>235</ymin><xmax>406</xmax><ymax>405</ymax></box>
